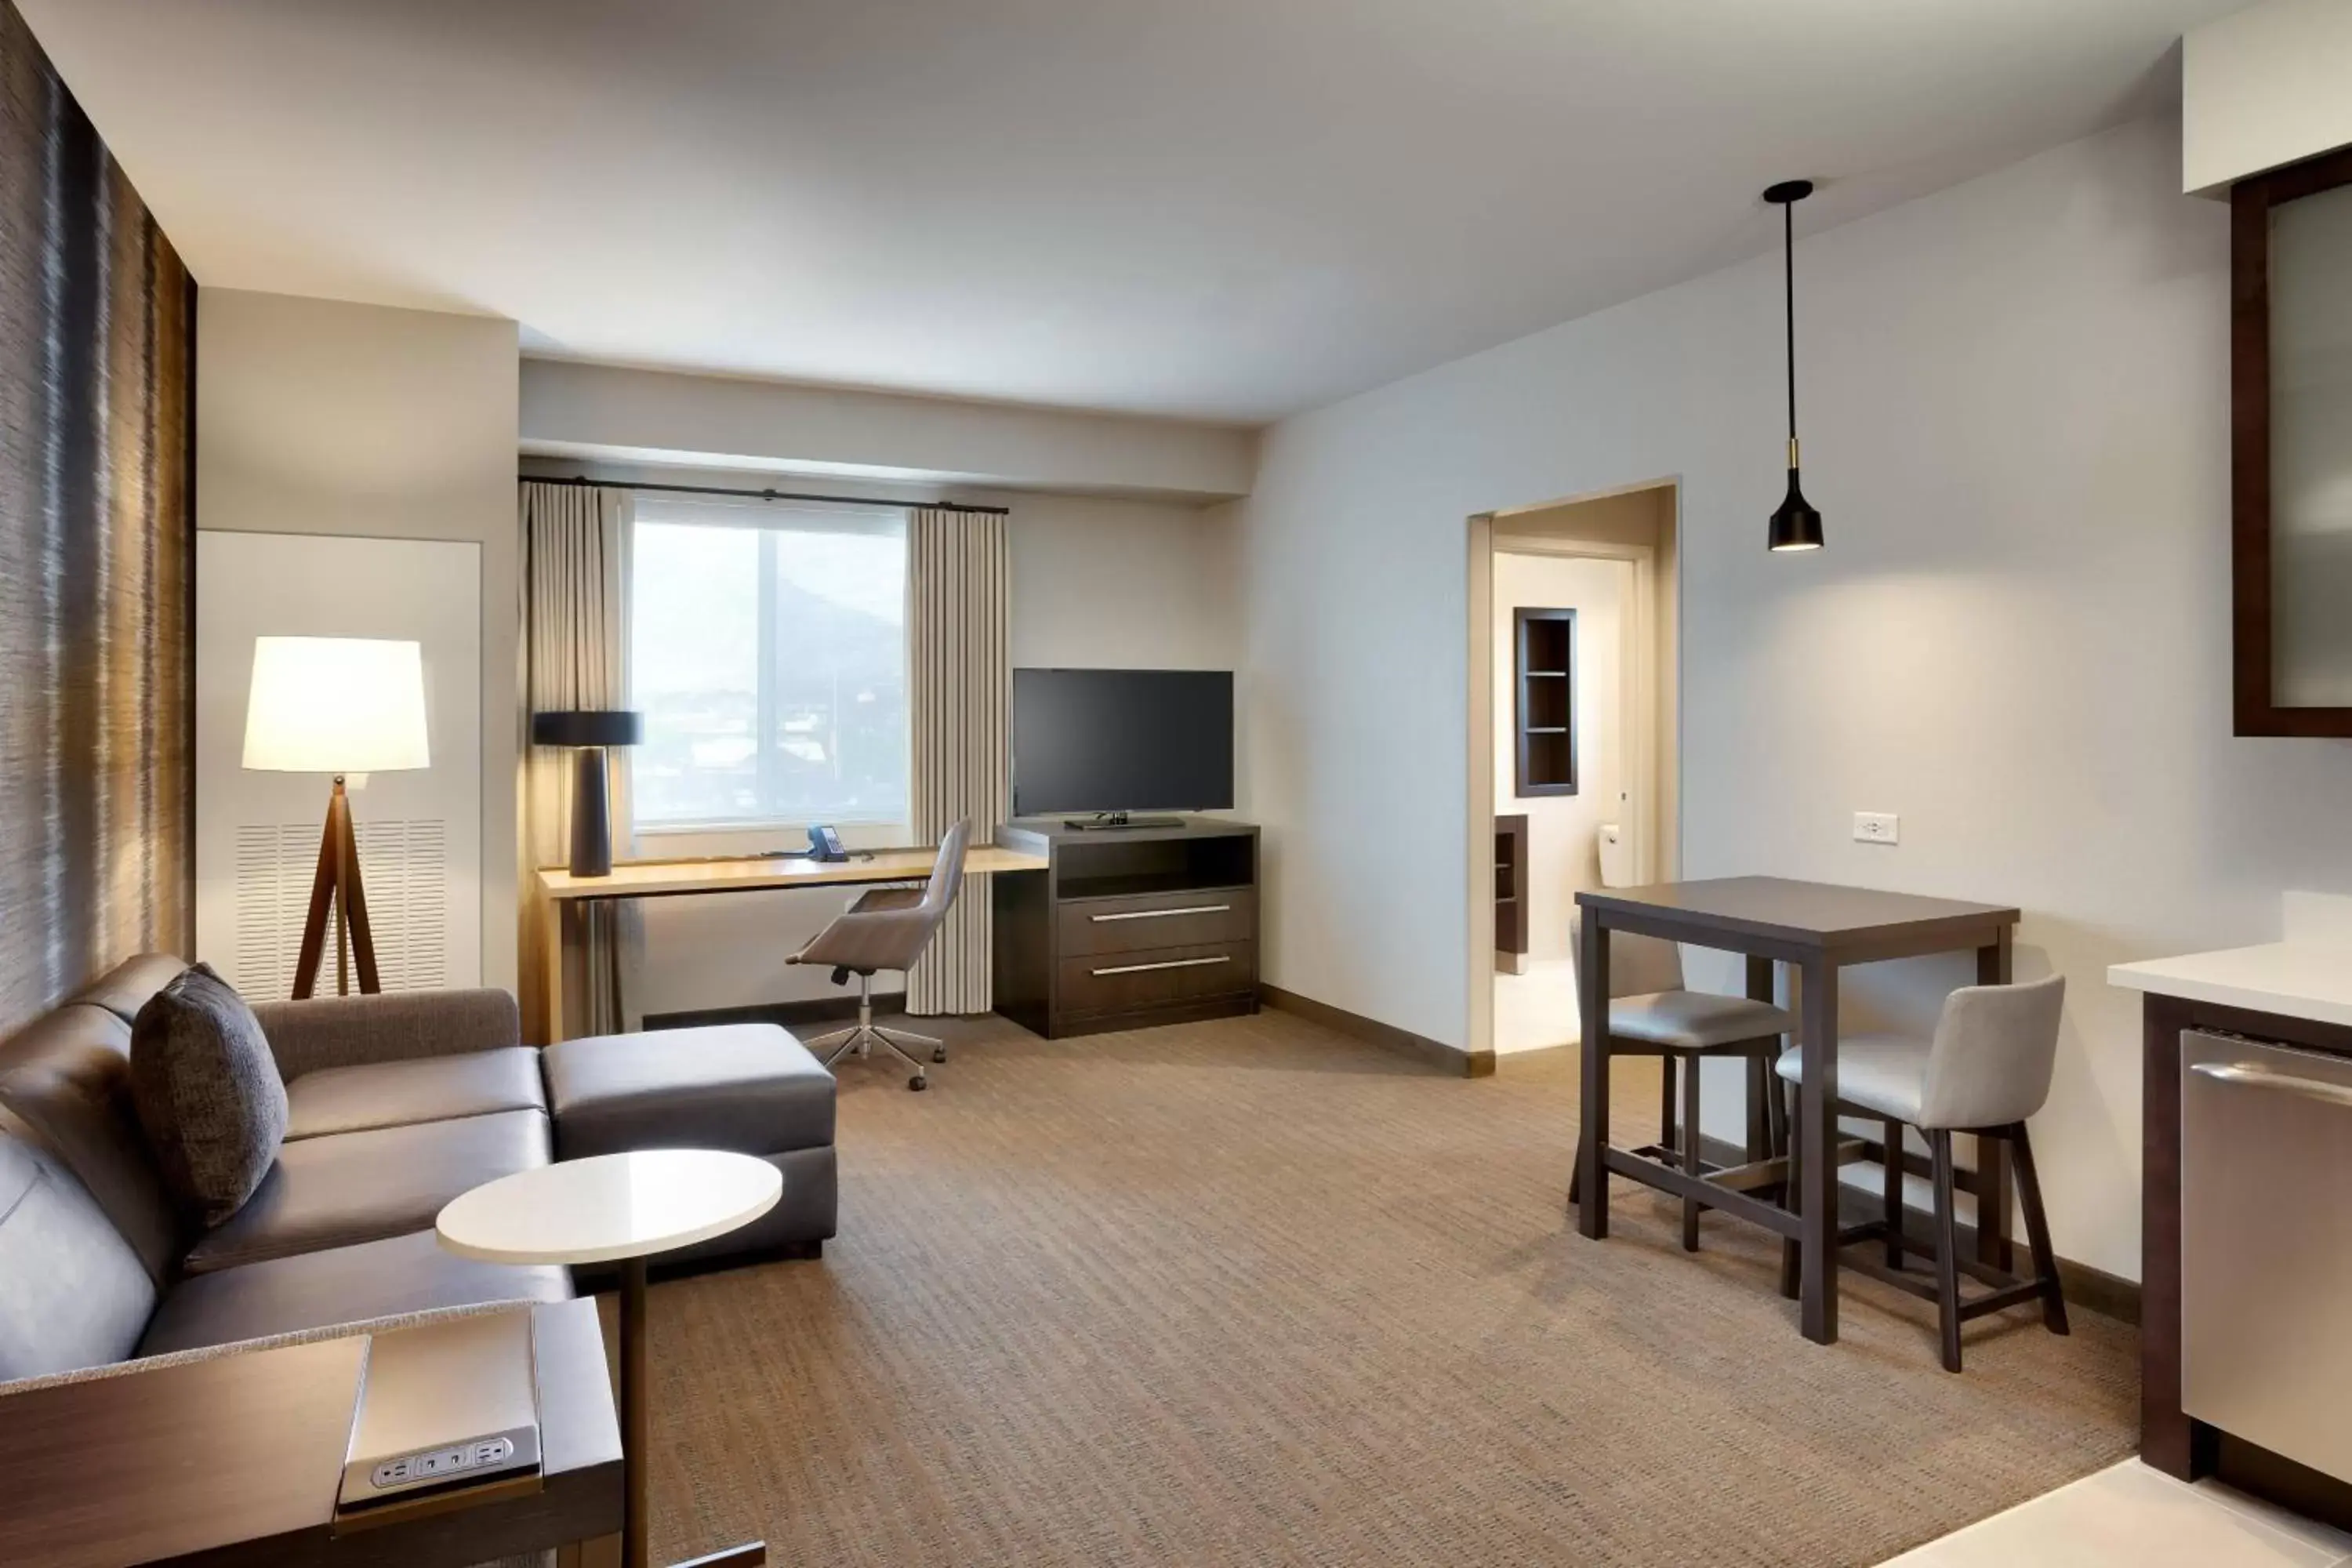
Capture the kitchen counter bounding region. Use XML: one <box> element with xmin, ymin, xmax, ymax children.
<box><xmin>2109</xmin><ymin>942</ymin><xmax>2352</xmax><ymax>1030</ymax></box>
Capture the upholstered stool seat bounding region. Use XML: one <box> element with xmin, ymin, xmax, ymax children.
<box><xmin>1773</xmin><ymin>975</ymin><xmax>2070</xmax><ymax>1372</ymax></box>
<box><xmin>540</xmin><ymin>1023</ymin><xmax>837</xmax><ymax>1265</ymax></box>
<box><xmin>1773</xmin><ymin>1032</ymin><xmax>1933</xmax><ymax>1122</ymax></box>
<box><xmin>1611</xmin><ymin>990</ymin><xmax>1795</xmax><ymax>1051</ymax></box>
<box><xmin>1566</xmin><ymin>914</ymin><xmax>1796</xmax><ymax>1253</ymax></box>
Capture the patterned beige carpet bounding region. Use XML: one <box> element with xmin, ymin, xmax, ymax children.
<box><xmin>622</xmin><ymin>1007</ymin><xmax>2136</xmax><ymax>1567</ymax></box>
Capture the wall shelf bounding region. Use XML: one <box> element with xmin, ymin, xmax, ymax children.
<box><xmin>1513</xmin><ymin>608</ymin><xmax>1577</xmax><ymax>797</ymax></box>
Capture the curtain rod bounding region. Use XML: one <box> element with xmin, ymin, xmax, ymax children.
<box><xmin>519</xmin><ymin>474</ymin><xmax>1010</xmax><ymax>515</ymax></box>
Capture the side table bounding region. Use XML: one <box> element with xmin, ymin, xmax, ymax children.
<box><xmin>439</xmin><ymin>1149</ymin><xmax>782</xmax><ymax>1568</ymax></box>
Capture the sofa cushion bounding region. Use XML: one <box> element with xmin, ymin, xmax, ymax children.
<box><xmin>543</xmin><ymin>1024</ymin><xmax>834</xmax><ymax>1160</ymax></box>
<box><xmin>182</xmin><ymin>1109</ymin><xmax>551</xmax><ymax>1276</ymax></box>
<box><xmin>70</xmin><ymin>953</ymin><xmax>194</xmax><ymax>1028</ymax></box>
<box><xmin>285</xmin><ymin>1048</ymin><xmax>546</xmax><ymax>1141</ymax></box>
<box><xmin>0</xmin><ymin>1117</ymin><xmax>156</xmax><ymax>1382</ymax></box>
<box><xmin>129</xmin><ymin>964</ymin><xmax>290</xmax><ymax>1228</ymax></box>
<box><xmin>0</xmin><ymin>1003</ymin><xmax>183</xmax><ymax>1283</ymax></box>
<box><xmin>254</xmin><ymin>988</ymin><xmax>522</xmax><ymax>1083</ymax></box>
<box><xmin>140</xmin><ymin>1229</ymin><xmax>570</xmax><ymax>1358</ymax></box>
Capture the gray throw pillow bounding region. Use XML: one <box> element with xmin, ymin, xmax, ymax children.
<box><xmin>129</xmin><ymin>963</ymin><xmax>289</xmax><ymax>1226</ymax></box>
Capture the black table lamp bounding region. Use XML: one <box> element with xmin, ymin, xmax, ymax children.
<box><xmin>532</xmin><ymin>710</ymin><xmax>644</xmax><ymax>877</ymax></box>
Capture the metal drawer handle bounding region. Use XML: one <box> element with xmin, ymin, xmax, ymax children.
<box><xmin>2190</xmin><ymin>1061</ymin><xmax>2352</xmax><ymax>1110</ymax></box>
<box><xmin>1091</xmin><ymin>904</ymin><xmax>1232</xmax><ymax>923</ymax></box>
<box><xmin>1091</xmin><ymin>956</ymin><xmax>1234</xmax><ymax>977</ymax></box>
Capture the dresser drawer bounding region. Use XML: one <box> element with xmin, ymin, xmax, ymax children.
<box><xmin>1058</xmin><ymin>941</ymin><xmax>1256</xmax><ymax>1015</ymax></box>
<box><xmin>1058</xmin><ymin>887</ymin><xmax>1256</xmax><ymax>956</ymax></box>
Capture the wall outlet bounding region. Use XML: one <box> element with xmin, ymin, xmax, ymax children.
<box><xmin>1853</xmin><ymin>811</ymin><xmax>1900</xmax><ymax>845</ymax></box>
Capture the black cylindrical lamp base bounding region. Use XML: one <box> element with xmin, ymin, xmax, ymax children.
<box><xmin>568</xmin><ymin>746</ymin><xmax>613</xmax><ymax>878</ymax></box>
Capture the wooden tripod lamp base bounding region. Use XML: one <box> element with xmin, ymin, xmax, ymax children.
<box><xmin>243</xmin><ymin>636</ymin><xmax>431</xmax><ymax>1003</ymax></box>
<box><xmin>292</xmin><ymin>775</ymin><xmax>380</xmax><ymax>1000</ymax></box>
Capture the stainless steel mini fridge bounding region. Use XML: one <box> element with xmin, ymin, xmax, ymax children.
<box><xmin>2182</xmin><ymin>1029</ymin><xmax>2352</xmax><ymax>1483</ymax></box>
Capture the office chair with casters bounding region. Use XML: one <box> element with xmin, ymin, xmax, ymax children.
<box><xmin>789</xmin><ymin>818</ymin><xmax>971</xmax><ymax>1091</ymax></box>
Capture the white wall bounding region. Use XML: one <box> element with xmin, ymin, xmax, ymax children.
<box><xmin>197</xmin><ymin>291</ymin><xmax>522</xmax><ymax>993</ymax></box>
<box><xmin>1232</xmin><ymin>114</ymin><xmax>2352</xmax><ymax>1282</ymax></box>
<box><xmin>521</xmin><ymin>358</ymin><xmax>1255</xmax><ymax>503</ymax></box>
<box><xmin>1493</xmin><ymin>554</ymin><xmax>1628</xmax><ymax>963</ymax></box>
<box><xmin>2184</xmin><ymin>0</ymin><xmax>2352</xmax><ymax>194</ymax></box>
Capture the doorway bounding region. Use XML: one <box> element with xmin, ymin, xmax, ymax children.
<box><xmin>1466</xmin><ymin>482</ymin><xmax>1679</xmax><ymax>1060</ymax></box>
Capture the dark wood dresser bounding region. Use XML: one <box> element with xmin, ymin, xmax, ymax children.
<box><xmin>993</xmin><ymin>818</ymin><xmax>1260</xmax><ymax>1038</ymax></box>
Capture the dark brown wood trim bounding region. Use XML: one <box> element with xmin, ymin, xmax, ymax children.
<box><xmin>2231</xmin><ymin>146</ymin><xmax>2352</xmax><ymax>737</ymax></box>
<box><xmin>1259</xmin><ymin>983</ymin><xmax>1495</xmax><ymax>1077</ymax></box>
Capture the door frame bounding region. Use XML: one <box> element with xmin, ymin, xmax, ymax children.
<box><xmin>1465</xmin><ymin>481</ymin><xmax>1681</xmax><ymax>1062</ymax></box>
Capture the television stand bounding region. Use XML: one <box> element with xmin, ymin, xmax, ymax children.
<box><xmin>1063</xmin><ymin>811</ymin><xmax>1186</xmax><ymax>831</ymax></box>
<box><xmin>993</xmin><ymin>817</ymin><xmax>1259</xmax><ymax>1038</ymax></box>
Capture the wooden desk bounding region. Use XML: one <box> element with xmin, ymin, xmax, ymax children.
<box><xmin>1573</xmin><ymin>876</ymin><xmax>2020</xmax><ymax>1347</ymax></box>
<box><xmin>0</xmin><ymin>1299</ymin><xmax>622</xmax><ymax>1568</ymax></box>
<box><xmin>535</xmin><ymin>846</ymin><xmax>1048</xmax><ymax>1042</ymax></box>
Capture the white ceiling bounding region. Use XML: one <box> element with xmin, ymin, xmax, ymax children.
<box><xmin>22</xmin><ymin>0</ymin><xmax>2244</xmax><ymax>425</ymax></box>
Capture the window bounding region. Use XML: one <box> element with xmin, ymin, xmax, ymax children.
<box><xmin>629</xmin><ymin>499</ymin><xmax>909</xmax><ymax>829</ymax></box>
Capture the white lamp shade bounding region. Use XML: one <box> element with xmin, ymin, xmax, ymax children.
<box><xmin>242</xmin><ymin>637</ymin><xmax>432</xmax><ymax>773</ymax></box>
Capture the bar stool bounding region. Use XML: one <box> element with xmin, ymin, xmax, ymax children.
<box><xmin>1773</xmin><ymin>973</ymin><xmax>2068</xmax><ymax>1372</ymax></box>
<box><xmin>1567</xmin><ymin>913</ymin><xmax>1796</xmax><ymax>1250</ymax></box>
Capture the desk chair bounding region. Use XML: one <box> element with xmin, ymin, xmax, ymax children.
<box><xmin>1773</xmin><ymin>973</ymin><xmax>2067</xmax><ymax>1372</ymax></box>
<box><xmin>789</xmin><ymin>819</ymin><xmax>970</xmax><ymax>1091</ymax></box>
<box><xmin>1566</xmin><ymin>911</ymin><xmax>1796</xmax><ymax>1250</ymax></box>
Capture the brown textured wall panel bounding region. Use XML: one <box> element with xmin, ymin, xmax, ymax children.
<box><xmin>0</xmin><ymin>1</ymin><xmax>194</xmax><ymax>1034</ymax></box>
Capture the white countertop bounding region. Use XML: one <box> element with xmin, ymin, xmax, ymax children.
<box><xmin>2107</xmin><ymin>942</ymin><xmax>2352</xmax><ymax>1030</ymax></box>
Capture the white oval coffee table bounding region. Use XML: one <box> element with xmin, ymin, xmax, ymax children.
<box><xmin>438</xmin><ymin>1149</ymin><xmax>782</xmax><ymax>1568</ymax></box>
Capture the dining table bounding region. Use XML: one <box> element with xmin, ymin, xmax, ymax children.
<box><xmin>1572</xmin><ymin>875</ymin><xmax>2021</xmax><ymax>1345</ymax></box>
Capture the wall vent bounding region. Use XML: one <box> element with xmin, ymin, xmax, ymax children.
<box><xmin>230</xmin><ymin>819</ymin><xmax>450</xmax><ymax>1000</ymax></box>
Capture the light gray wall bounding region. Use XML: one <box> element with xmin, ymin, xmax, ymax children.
<box><xmin>1231</xmin><ymin>114</ymin><xmax>2351</xmax><ymax>1282</ymax></box>
<box><xmin>197</xmin><ymin>290</ymin><xmax>522</xmax><ymax>993</ymax></box>
<box><xmin>521</xmin><ymin>358</ymin><xmax>1256</xmax><ymax>502</ymax></box>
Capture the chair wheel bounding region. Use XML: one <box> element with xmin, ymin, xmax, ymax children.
<box><xmin>909</xmin><ymin>1074</ymin><xmax>927</xmax><ymax>1091</ymax></box>
<box><xmin>932</xmin><ymin>1047</ymin><xmax>949</xmax><ymax>1064</ymax></box>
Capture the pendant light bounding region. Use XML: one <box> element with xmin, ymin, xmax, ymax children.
<box><xmin>1764</xmin><ymin>179</ymin><xmax>1823</xmax><ymax>552</ymax></box>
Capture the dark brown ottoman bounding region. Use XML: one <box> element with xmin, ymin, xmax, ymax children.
<box><xmin>540</xmin><ymin>1023</ymin><xmax>837</xmax><ymax>1267</ymax></box>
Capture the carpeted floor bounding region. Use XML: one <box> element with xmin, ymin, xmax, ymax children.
<box><xmin>622</xmin><ymin>1007</ymin><xmax>2136</xmax><ymax>1567</ymax></box>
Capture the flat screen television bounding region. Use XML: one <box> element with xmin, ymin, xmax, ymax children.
<box><xmin>1011</xmin><ymin>668</ymin><xmax>1233</xmax><ymax>817</ymax></box>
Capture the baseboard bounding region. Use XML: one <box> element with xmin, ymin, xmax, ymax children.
<box><xmin>1259</xmin><ymin>983</ymin><xmax>1495</xmax><ymax>1078</ymax></box>
<box><xmin>1688</xmin><ymin>1132</ymin><xmax>2140</xmax><ymax>1324</ymax></box>
<box><xmin>644</xmin><ymin>994</ymin><xmax>906</xmax><ymax>1031</ymax></box>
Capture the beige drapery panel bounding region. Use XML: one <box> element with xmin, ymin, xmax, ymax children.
<box><xmin>518</xmin><ymin>481</ymin><xmax>639</xmax><ymax>1042</ymax></box>
<box><xmin>906</xmin><ymin>506</ymin><xmax>1010</xmax><ymax>1015</ymax></box>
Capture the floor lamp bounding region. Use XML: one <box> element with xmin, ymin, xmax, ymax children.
<box><xmin>243</xmin><ymin>637</ymin><xmax>432</xmax><ymax>999</ymax></box>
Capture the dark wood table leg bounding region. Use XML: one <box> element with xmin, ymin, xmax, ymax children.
<box><xmin>620</xmin><ymin>1258</ymin><xmax>769</xmax><ymax>1568</ymax></box>
<box><xmin>1798</xmin><ymin>956</ymin><xmax>1840</xmax><ymax>1345</ymax></box>
<box><xmin>622</xmin><ymin>1258</ymin><xmax>650</xmax><ymax>1568</ymax></box>
<box><xmin>1576</xmin><ymin>911</ymin><xmax>1611</xmax><ymax>1240</ymax></box>
<box><xmin>1975</xmin><ymin>931</ymin><xmax>2015</xmax><ymax>1272</ymax></box>
<box><xmin>1745</xmin><ymin>956</ymin><xmax>1776</xmax><ymax>1160</ymax></box>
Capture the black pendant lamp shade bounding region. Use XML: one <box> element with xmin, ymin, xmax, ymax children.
<box><xmin>1764</xmin><ymin>179</ymin><xmax>1824</xmax><ymax>552</ymax></box>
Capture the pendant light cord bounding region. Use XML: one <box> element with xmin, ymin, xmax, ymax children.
<box><xmin>1784</xmin><ymin>198</ymin><xmax>1797</xmax><ymax>448</ymax></box>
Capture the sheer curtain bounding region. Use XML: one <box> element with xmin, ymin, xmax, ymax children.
<box><xmin>518</xmin><ymin>481</ymin><xmax>640</xmax><ymax>1040</ymax></box>
<box><xmin>906</xmin><ymin>506</ymin><xmax>1010</xmax><ymax>1014</ymax></box>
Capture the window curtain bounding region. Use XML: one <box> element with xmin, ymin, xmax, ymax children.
<box><xmin>518</xmin><ymin>481</ymin><xmax>640</xmax><ymax>1041</ymax></box>
<box><xmin>907</xmin><ymin>506</ymin><xmax>1010</xmax><ymax>1014</ymax></box>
